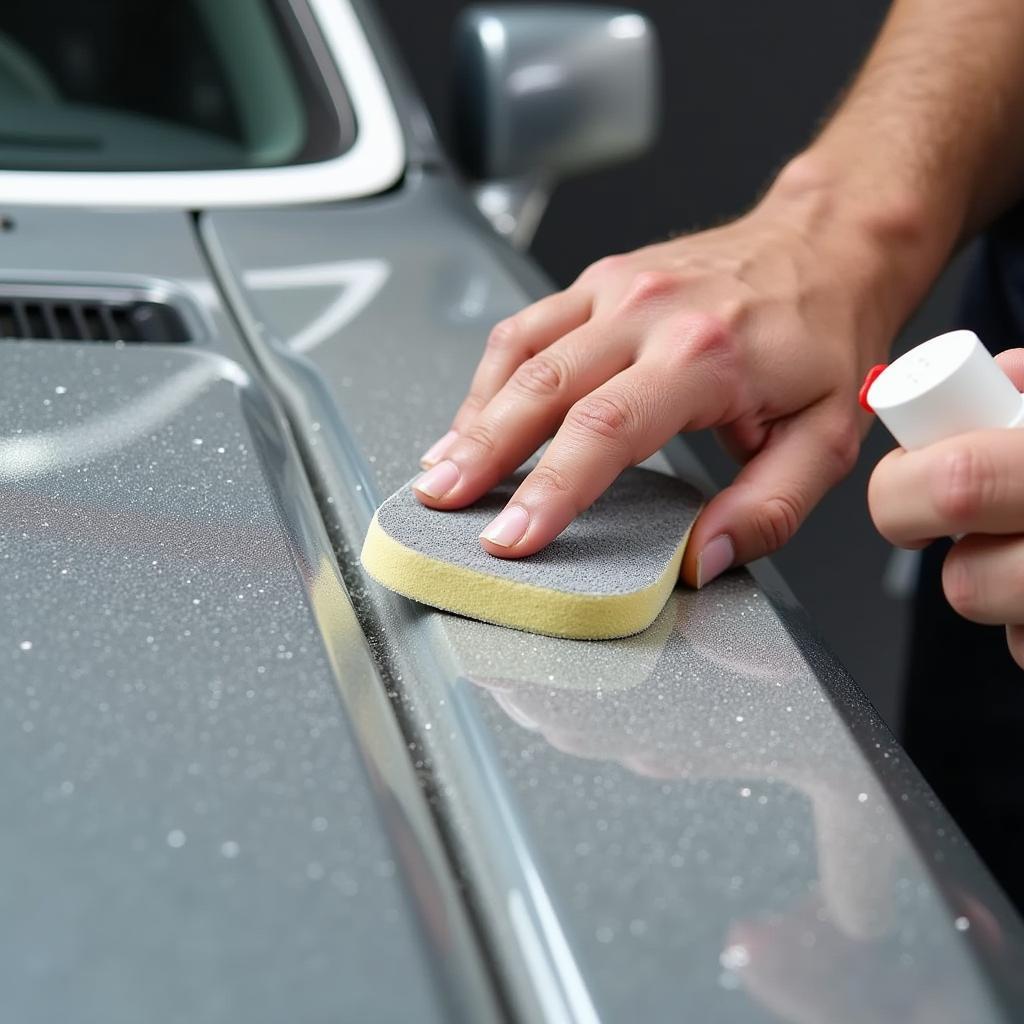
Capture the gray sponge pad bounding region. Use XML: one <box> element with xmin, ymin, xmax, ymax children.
<box><xmin>360</xmin><ymin>466</ymin><xmax>703</xmax><ymax>639</ymax></box>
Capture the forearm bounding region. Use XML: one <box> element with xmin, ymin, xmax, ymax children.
<box><xmin>763</xmin><ymin>0</ymin><xmax>1024</xmax><ymax>328</ymax></box>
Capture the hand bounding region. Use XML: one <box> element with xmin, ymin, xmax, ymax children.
<box><xmin>413</xmin><ymin>163</ymin><xmax>914</xmax><ymax>587</ymax></box>
<box><xmin>869</xmin><ymin>350</ymin><xmax>1024</xmax><ymax>668</ymax></box>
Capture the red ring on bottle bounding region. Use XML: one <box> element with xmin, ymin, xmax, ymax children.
<box><xmin>859</xmin><ymin>364</ymin><xmax>888</xmax><ymax>413</ymax></box>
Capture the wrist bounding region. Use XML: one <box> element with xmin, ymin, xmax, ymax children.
<box><xmin>760</xmin><ymin>148</ymin><xmax>960</xmax><ymax>334</ymax></box>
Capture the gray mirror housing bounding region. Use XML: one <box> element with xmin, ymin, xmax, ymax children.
<box><xmin>454</xmin><ymin>5</ymin><xmax>659</xmax><ymax>185</ymax></box>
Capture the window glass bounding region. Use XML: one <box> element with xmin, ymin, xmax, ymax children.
<box><xmin>0</xmin><ymin>0</ymin><xmax>349</xmax><ymax>171</ymax></box>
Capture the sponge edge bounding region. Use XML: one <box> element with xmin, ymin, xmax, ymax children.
<box><xmin>360</xmin><ymin>467</ymin><xmax>703</xmax><ymax>640</ymax></box>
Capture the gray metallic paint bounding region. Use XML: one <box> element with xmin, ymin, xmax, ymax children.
<box><xmin>0</xmin><ymin>209</ymin><xmax>500</xmax><ymax>1023</ymax></box>
<box><xmin>204</xmin><ymin>172</ymin><xmax>1024</xmax><ymax>1022</ymax></box>
<box><xmin>3</xmin><ymin>3</ymin><xmax>1024</xmax><ymax>1019</ymax></box>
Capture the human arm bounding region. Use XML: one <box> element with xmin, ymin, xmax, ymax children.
<box><xmin>415</xmin><ymin>0</ymin><xmax>1024</xmax><ymax>587</ymax></box>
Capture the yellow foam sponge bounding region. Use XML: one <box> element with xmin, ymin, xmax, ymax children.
<box><xmin>360</xmin><ymin>467</ymin><xmax>703</xmax><ymax>640</ymax></box>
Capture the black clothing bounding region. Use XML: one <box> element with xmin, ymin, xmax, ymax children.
<box><xmin>905</xmin><ymin>215</ymin><xmax>1024</xmax><ymax>909</ymax></box>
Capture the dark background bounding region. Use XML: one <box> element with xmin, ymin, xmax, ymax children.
<box><xmin>375</xmin><ymin>0</ymin><xmax>967</xmax><ymax>730</ymax></box>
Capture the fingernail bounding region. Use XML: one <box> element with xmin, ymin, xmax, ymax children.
<box><xmin>480</xmin><ymin>504</ymin><xmax>530</xmax><ymax>548</ymax></box>
<box><xmin>697</xmin><ymin>534</ymin><xmax>734</xmax><ymax>589</ymax></box>
<box><xmin>420</xmin><ymin>430</ymin><xmax>458</xmax><ymax>469</ymax></box>
<box><xmin>413</xmin><ymin>460</ymin><xmax>461</xmax><ymax>499</ymax></box>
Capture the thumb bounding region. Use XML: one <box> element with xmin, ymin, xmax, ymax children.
<box><xmin>681</xmin><ymin>403</ymin><xmax>858</xmax><ymax>588</ymax></box>
<box><xmin>994</xmin><ymin>348</ymin><xmax>1024</xmax><ymax>389</ymax></box>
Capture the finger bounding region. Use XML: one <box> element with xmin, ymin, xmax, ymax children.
<box><xmin>681</xmin><ymin>402</ymin><xmax>859</xmax><ymax>587</ymax></box>
<box><xmin>1007</xmin><ymin>625</ymin><xmax>1024</xmax><ymax>671</ymax></box>
<box><xmin>413</xmin><ymin>322</ymin><xmax>634</xmax><ymax>509</ymax></box>
<box><xmin>420</xmin><ymin>291</ymin><xmax>593</xmax><ymax>469</ymax></box>
<box><xmin>995</xmin><ymin>348</ymin><xmax>1024</xmax><ymax>390</ymax></box>
<box><xmin>869</xmin><ymin>429</ymin><xmax>1024</xmax><ymax>545</ymax></box>
<box><xmin>865</xmin><ymin>448</ymin><xmax>932</xmax><ymax>550</ymax></box>
<box><xmin>942</xmin><ymin>533</ymin><xmax>1024</xmax><ymax>626</ymax></box>
<box><xmin>477</xmin><ymin>358</ymin><xmax>721</xmax><ymax>557</ymax></box>
<box><xmin>445</xmin><ymin>290</ymin><xmax>593</xmax><ymax>441</ymax></box>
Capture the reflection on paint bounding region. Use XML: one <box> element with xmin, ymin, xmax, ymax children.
<box><xmin>442</xmin><ymin>580</ymin><xmax>994</xmax><ymax>1019</ymax></box>
<box><xmin>243</xmin><ymin>260</ymin><xmax>390</xmax><ymax>354</ymax></box>
<box><xmin>0</xmin><ymin>353</ymin><xmax>245</xmax><ymax>481</ymax></box>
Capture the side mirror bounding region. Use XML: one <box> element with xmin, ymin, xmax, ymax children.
<box><xmin>453</xmin><ymin>5</ymin><xmax>659</xmax><ymax>247</ymax></box>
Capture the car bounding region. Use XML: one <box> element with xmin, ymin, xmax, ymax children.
<box><xmin>1</xmin><ymin>2</ymin><xmax>1022</xmax><ymax>1021</ymax></box>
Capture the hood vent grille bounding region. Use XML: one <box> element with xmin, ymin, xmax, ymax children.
<box><xmin>0</xmin><ymin>290</ymin><xmax>191</xmax><ymax>344</ymax></box>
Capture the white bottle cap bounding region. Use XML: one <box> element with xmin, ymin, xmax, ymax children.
<box><xmin>867</xmin><ymin>329</ymin><xmax>1024</xmax><ymax>450</ymax></box>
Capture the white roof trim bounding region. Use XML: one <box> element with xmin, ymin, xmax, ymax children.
<box><xmin>0</xmin><ymin>0</ymin><xmax>405</xmax><ymax>208</ymax></box>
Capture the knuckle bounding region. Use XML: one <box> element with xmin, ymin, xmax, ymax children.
<box><xmin>662</xmin><ymin>311</ymin><xmax>736</xmax><ymax>372</ymax></box>
<box><xmin>459</xmin><ymin>392</ymin><xmax>487</xmax><ymax>418</ymax></box>
<box><xmin>567</xmin><ymin>393</ymin><xmax>634</xmax><ymax>445</ymax></box>
<box><xmin>716</xmin><ymin>298</ymin><xmax>747</xmax><ymax>330</ymax></box>
<box><xmin>678</xmin><ymin>311</ymin><xmax>733</xmax><ymax>357</ymax></box>
<box><xmin>933</xmin><ymin>447</ymin><xmax>995</xmax><ymax>527</ymax></box>
<box><xmin>529</xmin><ymin>463</ymin><xmax>576</xmax><ymax>500</ymax></box>
<box><xmin>460</xmin><ymin>421</ymin><xmax>498</xmax><ymax>458</ymax></box>
<box><xmin>452</xmin><ymin>393</ymin><xmax>487</xmax><ymax>433</ymax></box>
<box><xmin>511</xmin><ymin>354</ymin><xmax>566</xmax><ymax>399</ymax></box>
<box><xmin>750</xmin><ymin>493</ymin><xmax>803</xmax><ymax>553</ymax></box>
<box><xmin>621</xmin><ymin>270</ymin><xmax>677</xmax><ymax>309</ymax></box>
<box><xmin>580</xmin><ymin>253</ymin><xmax>627</xmax><ymax>283</ymax></box>
<box><xmin>485</xmin><ymin>317</ymin><xmax>523</xmax><ymax>355</ymax></box>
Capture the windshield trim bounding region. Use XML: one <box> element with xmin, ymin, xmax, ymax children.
<box><xmin>0</xmin><ymin>0</ymin><xmax>404</xmax><ymax>207</ymax></box>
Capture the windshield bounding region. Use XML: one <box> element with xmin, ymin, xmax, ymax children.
<box><xmin>0</xmin><ymin>0</ymin><xmax>351</xmax><ymax>171</ymax></box>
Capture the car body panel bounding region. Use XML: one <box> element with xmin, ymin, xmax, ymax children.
<box><xmin>203</xmin><ymin>174</ymin><xmax>1024</xmax><ymax>1022</ymax></box>
<box><xmin>2</xmin><ymin>1</ymin><xmax>1024</xmax><ymax>1019</ymax></box>
<box><xmin>0</xmin><ymin>208</ymin><xmax>500</xmax><ymax>1023</ymax></box>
